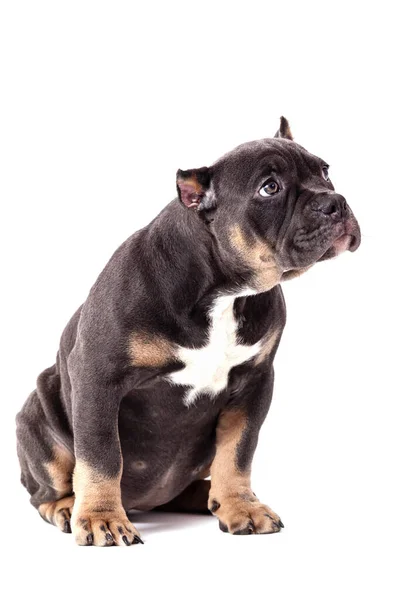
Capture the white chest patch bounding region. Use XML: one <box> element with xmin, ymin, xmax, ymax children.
<box><xmin>167</xmin><ymin>292</ymin><xmax>262</xmax><ymax>406</ymax></box>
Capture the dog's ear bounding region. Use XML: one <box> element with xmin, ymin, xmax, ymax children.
<box><xmin>176</xmin><ymin>167</ymin><xmax>215</xmax><ymax>211</ymax></box>
<box><xmin>274</xmin><ymin>116</ymin><xmax>293</xmax><ymax>140</ymax></box>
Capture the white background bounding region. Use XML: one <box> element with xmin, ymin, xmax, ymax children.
<box><xmin>1</xmin><ymin>1</ymin><xmax>399</xmax><ymax>598</ymax></box>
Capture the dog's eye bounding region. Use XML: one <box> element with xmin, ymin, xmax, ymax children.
<box><xmin>259</xmin><ymin>179</ymin><xmax>280</xmax><ymax>197</ymax></box>
<box><xmin>322</xmin><ymin>166</ymin><xmax>330</xmax><ymax>181</ymax></box>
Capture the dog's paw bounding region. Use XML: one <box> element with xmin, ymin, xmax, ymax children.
<box><xmin>209</xmin><ymin>494</ymin><xmax>283</xmax><ymax>535</ymax></box>
<box><xmin>39</xmin><ymin>495</ymin><xmax>75</xmax><ymax>533</ymax></box>
<box><xmin>72</xmin><ymin>508</ymin><xmax>143</xmax><ymax>547</ymax></box>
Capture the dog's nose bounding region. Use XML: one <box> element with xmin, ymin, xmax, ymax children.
<box><xmin>312</xmin><ymin>194</ymin><xmax>348</xmax><ymax>220</ymax></box>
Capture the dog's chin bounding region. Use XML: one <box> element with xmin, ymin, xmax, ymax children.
<box><xmin>317</xmin><ymin>221</ymin><xmax>361</xmax><ymax>263</ymax></box>
<box><xmin>317</xmin><ymin>234</ymin><xmax>358</xmax><ymax>262</ymax></box>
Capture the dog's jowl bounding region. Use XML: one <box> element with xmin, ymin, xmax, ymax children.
<box><xmin>16</xmin><ymin>118</ymin><xmax>361</xmax><ymax>546</ymax></box>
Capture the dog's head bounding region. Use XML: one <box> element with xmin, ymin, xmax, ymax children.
<box><xmin>177</xmin><ymin>117</ymin><xmax>361</xmax><ymax>292</ymax></box>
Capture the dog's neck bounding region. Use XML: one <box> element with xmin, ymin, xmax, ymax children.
<box><xmin>144</xmin><ymin>200</ymin><xmax>262</xmax><ymax>313</ymax></box>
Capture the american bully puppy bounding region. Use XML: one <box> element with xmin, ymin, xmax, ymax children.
<box><xmin>16</xmin><ymin>117</ymin><xmax>361</xmax><ymax>545</ymax></box>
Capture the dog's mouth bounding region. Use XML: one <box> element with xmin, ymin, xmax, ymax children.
<box><xmin>317</xmin><ymin>220</ymin><xmax>361</xmax><ymax>262</ymax></box>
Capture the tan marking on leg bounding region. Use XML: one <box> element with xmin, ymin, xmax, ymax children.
<box><xmin>208</xmin><ymin>409</ymin><xmax>282</xmax><ymax>534</ymax></box>
<box><xmin>209</xmin><ymin>409</ymin><xmax>251</xmax><ymax>500</ymax></box>
<box><xmin>72</xmin><ymin>460</ymin><xmax>141</xmax><ymax>547</ymax></box>
<box><xmin>128</xmin><ymin>332</ymin><xmax>176</xmax><ymax>368</ymax></box>
<box><xmin>254</xmin><ymin>327</ymin><xmax>281</xmax><ymax>365</ymax></box>
<box><xmin>229</xmin><ymin>225</ymin><xmax>282</xmax><ymax>292</ymax></box>
<box><xmin>39</xmin><ymin>495</ymin><xmax>74</xmax><ymax>533</ymax></box>
<box><xmin>45</xmin><ymin>444</ymin><xmax>75</xmax><ymax>497</ymax></box>
<box><xmin>73</xmin><ymin>460</ymin><xmax>123</xmax><ymax>515</ymax></box>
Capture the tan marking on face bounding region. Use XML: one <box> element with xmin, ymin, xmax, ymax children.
<box><xmin>254</xmin><ymin>327</ymin><xmax>281</xmax><ymax>365</ymax></box>
<box><xmin>229</xmin><ymin>225</ymin><xmax>282</xmax><ymax>292</ymax></box>
<box><xmin>128</xmin><ymin>332</ymin><xmax>176</xmax><ymax>368</ymax></box>
<box><xmin>45</xmin><ymin>444</ymin><xmax>75</xmax><ymax>497</ymax></box>
<box><xmin>281</xmin><ymin>267</ymin><xmax>310</xmax><ymax>281</ymax></box>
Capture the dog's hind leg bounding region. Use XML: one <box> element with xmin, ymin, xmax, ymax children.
<box><xmin>16</xmin><ymin>377</ymin><xmax>76</xmax><ymax>534</ymax></box>
<box><xmin>153</xmin><ymin>480</ymin><xmax>211</xmax><ymax>514</ymax></box>
<box><xmin>38</xmin><ymin>495</ymin><xmax>75</xmax><ymax>533</ymax></box>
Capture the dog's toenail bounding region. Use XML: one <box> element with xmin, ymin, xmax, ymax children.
<box><xmin>63</xmin><ymin>521</ymin><xmax>71</xmax><ymax>534</ymax></box>
<box><xmin>133</xmin><ymin>534</ymin><xmax>144</xmax><ymax>544</ymax></box>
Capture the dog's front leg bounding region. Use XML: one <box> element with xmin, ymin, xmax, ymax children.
<box><xmin>68</xmin><ymin>365</ymin><xmax>142</xmax><ymax>546</ymax></box>
<box><xmin>208</xmin><ymin>369</ymin><xmax>283</xmax><ymax>535</ymax></box>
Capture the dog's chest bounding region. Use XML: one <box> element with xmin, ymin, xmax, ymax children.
<box><xmin>168</xmin><ymin>294</ymin><xmax>261</xmax><ymax>405</ymax></box>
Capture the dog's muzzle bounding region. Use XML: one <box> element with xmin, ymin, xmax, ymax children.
<box><xmin>312</xmin><ymin>192</ymin><xmax>361</xmax><ymax>259</ymax></box>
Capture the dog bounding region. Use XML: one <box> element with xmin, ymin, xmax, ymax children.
<box><xmin>16</xmin><ymin>117</ymin><xmax>361</xmax><ymax>546</ymax></box>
